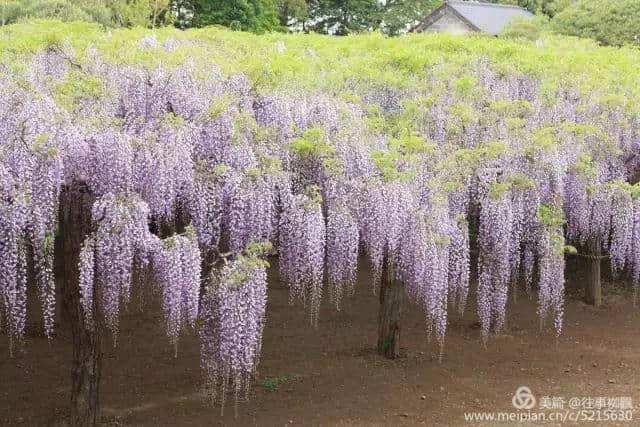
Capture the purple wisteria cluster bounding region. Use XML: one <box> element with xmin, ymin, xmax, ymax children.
<box><xmin>151</xmin><ymin>228</ymin><xmax>201</xmax><ymax>354</ymax></box>
<box><xmin>477</xmin><ymin>189</ymin><xmax>514</xmax><ymax>341</ymax></box>
<box><xmin>326</xmin><ymin>200</ymin><xmax>359</xmax><ymax>310</ymax></box>
<box><xmin>397</xmin><ymin>204</ymin><xmax>452</xmax><ymax>353</ymax></box>
<box><xmin>0</xmin><ymin>84</ymin><xmax>63</xmax><ymax>343</ymax></box>
<box><xmin>77</xmin><ymin>194</ymin><xmax>202</xmax><ymax>345</ymax></box>
<box><xmin>279</xmin><ymin>188</ymin><xmax>326</xmax><ymax>326</ymax></box>
<box><xmin>200</xmin><ymin>251</ymin><xmax>268</xmax><ymax>408</ymax></box>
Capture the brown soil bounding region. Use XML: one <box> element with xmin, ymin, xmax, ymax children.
<box><xmin>1</xmin><ymin>258</ymin><xmax>640</xmax><ymax>426</ymax></box>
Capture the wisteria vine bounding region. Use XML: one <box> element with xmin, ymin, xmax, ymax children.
<box><xmin>1</xmin><ymin>36</ymin><xmax>640</xmax><ymax>407</ymax></box>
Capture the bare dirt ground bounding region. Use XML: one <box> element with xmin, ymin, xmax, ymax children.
<box><xmin>2</xmin><ymin>257</ymin><xmax>640</xmax><ymax>426</ymax></box>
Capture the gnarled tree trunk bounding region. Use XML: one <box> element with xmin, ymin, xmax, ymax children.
<box><xmin>377</xmin><ymin>255</ymin><xmax>402</xmax><ymax>359</ymax></box>
<box><xmin>584</xmin><ymin>238</ymin><xmax>602</xmax><ymax>307</ymax></box>
<box><xmin>58</xmin><ymin>184</ymin><xmax>101</xmax><ymax>427</ymax></box>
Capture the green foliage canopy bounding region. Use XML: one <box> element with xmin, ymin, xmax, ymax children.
<box><xmin>551</xmin><ymin>0</ymin><xmax>640</xmax><ymax>46</ymax></box>
<box><xmin>277</xmin><ymin>0</ymin><xmax>308</xmax><ymax>27</ymax></box>
<box><xmin>191</xmin><ymin>0</ymin><xmax>281</xmax><ymax>33</ymax></box>
<box><xmin>501</xmin><ymin>15</ymin><xmax>549</xmax><ymax>41</ymax></box>
<box><xmin>308</xmin><ymin>0</ymin><xmax>379</xmax><ymax>35</ymax></box>
<box><xmin>0</xmin><ymin>0</ymin><xmax>170</xmax><ymax>28</ymax></box>
<box><xmin>379</xmin><ymin>0</ymin><xmax>441</xmax><ymax>35</ymax></box>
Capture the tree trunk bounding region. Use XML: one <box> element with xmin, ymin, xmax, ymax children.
<box><xmin>377</xmin><ymin>256</ymin><xmax>402</xmax><ymax>359</ymax></box>
<box><xmin>58</xmin><ymin>184</ymin><xmax>101</xmax><ymax>427</ymax></box>
<box><xmin>584</xmin><ymin>238</ymin><xmax>602</xmax><ymax>307</ymax></box>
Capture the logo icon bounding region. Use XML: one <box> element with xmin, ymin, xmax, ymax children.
<box><xmin>512</xmin><ymin>386</ymin><xmax>536</xmax><ymax>410</ymax></box>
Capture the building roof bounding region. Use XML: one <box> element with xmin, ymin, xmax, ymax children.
<box><xmin>415</xmin><ymin>1</ymin><xmax>534</xmax><ymax>35</ymax></box>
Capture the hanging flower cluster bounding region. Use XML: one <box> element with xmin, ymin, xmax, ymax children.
<box><xmin>0</xmin><ymin>86</ymin><xmax>63</xmax><ymax>341</ymax></box>
<box><xmin>477</xmin><ymin>186</ymin><xmax>514</xmax><ymax>341</ymax></box>
<box><xmin>448</xmin><ymin>213</ymin><xmax>470</xmax><ymax>317</ymax></box>
<box><xmin>227</xmin><ymin>173</ymin><xmax>279</xmax><ymax>252</ymax></box>
<box><xmin>397</xmin><ymin>205</ymin><xmax>452</xmax><ymax>353</ymax></box>
<box><xmin>536</xmin><ymin>202</ymin><xmax>566</xmax><ymax>337</ymax></box>
<box><xmin>326</xmin><ymin>201</ymin><xmax>359</xmax><ymax>310</ymax></box>
<box><xmin>151</xmin><ymin>227</ymin><xmax>201</xmax><ymax>353</ymax></box>
<box><xmin>78</xmin><ymin>193</ymin><xmax>202</xmax><ymax>347</ymax></box>
<box><xmin>78</xmin><ymin>194</ymin><xmax>155</xmax><ymax>336</ymax></box>
<box><xmin>279</xmin><ymin>186</ymin><xmax>326</xmax><ymax>326</ymax></box>
<box><xmin>200</xmin><ymin>243</ymin><xmax>269</xmax><ymax>408</ymax></box>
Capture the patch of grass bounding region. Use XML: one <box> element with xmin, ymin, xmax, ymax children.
<box><xmin>262</xmin><ymin>374</ymin><xmax>295</xmax><ymax>392</ymax></box>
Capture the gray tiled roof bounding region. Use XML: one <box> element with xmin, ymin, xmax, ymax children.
<box><xmin>447</xmin><ymin>1</ymin><xmax>534</xmax><ymax>34</ymax></box>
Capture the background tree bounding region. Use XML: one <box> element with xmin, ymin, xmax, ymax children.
<box><xmin>501</xmin><ymin>15</ymin><xmax>549</xmax><ymax>40</ymax></box>
<box><xmin>551</xmin><ymin>0</ymin><xmax>640</xmax><ymax>46</ymax></box>
<box><xmin>308</xmin><ymin>0</ymin><xmax>379</xmax><ymax>35</ymax></box>
<box><xmin>0</xmin><ymin>0</ymin><xmax>170</xmax><ymax>27</ymax></box>
<box><xmin>169</xmin><ymin>0</ymin><xmax>194</xmax><ymax>28</ymax></box>
<box><xmin>190</xmin><ymin>0</ymin><xmax>281</xmax><ymax>32</ymax></box>
<box><xmin>277</xmin><ymin>0</ymin><xmax>309</xmax><ymax>27</ymax></box>
<box><xmin>106</xmin><ymin>0</ymin><xmax>162</xmax><ymax>27</ymax></box>
<box><xmin>378</xmin><ymin>0</ymin><xmax>441</xmax><ymax>35</ymax></box>
<box><xmin>0</xmin><ymin>0</ymin><xmax>114</xmax><ymax>26</ymax></box>
<box><xmin>540</xmin><ymin>0</ymin><xmax>574</xmax><ymax>17</ymax></box>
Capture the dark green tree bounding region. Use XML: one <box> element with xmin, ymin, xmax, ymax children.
<box><xmin>277</xmin><ymin>0</ymin><xmax>309</xmax><ymax>27</ymax></box>
<box><xmin>551</xmin><ymin>0</ymin><xmax>640</xmax><ymax>46</ymax></box>
<box><xmin>191</xmin><ymin>0</ymin><xmax>281</xmax><ymax>33</ymax></box>
<box><xmin>308</xmin><ymin>0</ymin><xmax>379</xmax><ymax>35</ymax></box>
<box><xmin>540</xmin><ymin>0</ymin><xmax>575</xmax><ymax>17</ymax></box>
<box><xmin>379</xmin><ymin>0</ymin><xmax>441</xmax><ymax>35</ymax></box>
